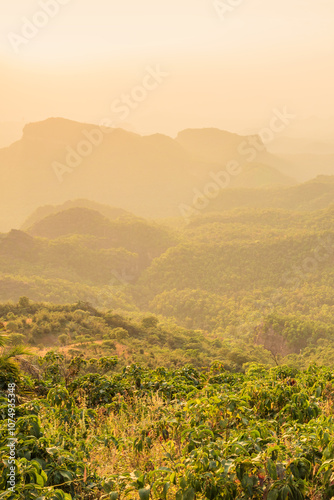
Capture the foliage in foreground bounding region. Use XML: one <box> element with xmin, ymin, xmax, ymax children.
<box><xmin>1</xmin><ymin>358</ymin><xmax>334</xmax><ymax>499</ymax></box>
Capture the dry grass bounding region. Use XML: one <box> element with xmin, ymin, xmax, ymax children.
<box><xmin>89</xmin><ymin>394</ymin><xmax>172</xmax><ymax>477</ymax></box>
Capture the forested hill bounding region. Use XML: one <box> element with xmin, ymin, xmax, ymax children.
<box><xmin>0</xmin><ymin>195</ymin><xmax>334</xmax><ymax>369</ymax></box>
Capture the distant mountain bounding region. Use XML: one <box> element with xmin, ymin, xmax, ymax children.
<box><xmin>21</xmin><ymin>199</ymin><xmax>130</xmax><ymax>230</ymax></box>
<box><xmin>196</xmin><ymin>176</ymin><xmax>334</xmax><ymax>214</ymax></box>
<box><xmin>276</xmin><ymin>153</ymin><xmax>334</xmax><ymax>182</ymax></box>
<box><xmin>0</xmin><ymin>118</ymin><xmax>202</xmax><ymax>231</ymax></box>
<box><xmin>26</xmin><ymin>207</ymin><xmax>178</xmax><ymax>259</ymax></box>
<box><xmin>176</xmin><ymin>128</ymin><xmax>251</xmax><ymax>164</ymax></box>
<box><xmin>0</xmin><ymin>118</ymin><xmax>297</xmax><ymax>232</ymax></box>
<box><xmin>0</xmin><ymin>208</ymin><xmax>179</xmax><ymax>295</ymax></box>
<box><xmin>176</xmin><ymin>127</ymin><xmax>296</xmax><ymax>182</ymax></box>
<box><xmin>0</xmin><ymin>229</ymin><xmax>38</xmax><ymax>260</ymax></box>
<box><xmin>229</xmin><ymin>163</ymin><xmax>295</xmax><ymax>188</ymax></box>
<box><xmin>27</xmin><ymin>207</ymin><xmax>116</xmax><ymax>239</ymax></box>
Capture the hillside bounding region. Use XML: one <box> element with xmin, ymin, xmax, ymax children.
<box><xmin>193</xmin><ymin>176</ymin><xmax>334</xmax><ymax>214</ymax></box>
<box><xmin>26</xmin><ymin>207</ymin><xmax>178</xmax><ymax>257</ymax></box>
<box><xmin>1</xmin><ymin>200</ymin><xmax>334</xmax><ymax>325</ymax></box>
<box><xmin>1</xmin><ymin>201</ymin><xmax>333</xmax><ymax>368</ymax></box>
<box><xmin>137</xmin><ymin>230</ymin><xmax>334</xmax><ymax>299</ymax></box>
<box><xmin>229</xmin><ymin>163</ymin><xmax>295</xmax><ymax>188</ymax></box>
<box><xmin>2</xmin><ymin>328</ymin><xmax>334</xmax><ymax>499</ymax></box>
<box><xmin>176</xmin><ymin>127</ymin><xmax>256</xmax><ymax>163</ymax></box>
<box><xmin>21</xmin><ymin>199</ymin><xmax>130</xmax><ymax>230</ymax></box>
<box><xmin>278</xmin><ymin>153</ymin><xmax>334</xmax><ymax>182</ymax></box>
<box><xmin>2</xmin><ymin>300</ymin><xmax>334</xmax><ymax>498</ymax></box>
<box><xmin>176</xmin><ymin>127</ymin><xmax>298</xmax><ymax>183</ymax></box>
<box><xmin>0</xmin><ymin>208</ymin><xmax>178</xmax><ymax>299</ymax></box>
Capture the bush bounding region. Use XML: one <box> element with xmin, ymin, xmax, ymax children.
<box><xmin>142</xmin><ymin>316</ymin><xmax>159</xmax><ymax>329</ymax></box>
<box><xmin>8</xmin><ymin>333</ymin><xmax>25</xmax><ymax>346</ymax></box>
<box><xmin>112</xmin><ymin>327</ymin><xmax>129</xmax><ymax>341</ymax></box>
<box><xmin>59</xmin><ymin>334</ymin><xmax>69</xmax><ymax>346</ymax></box>
<box><xmin>5</xmin><ymin>321</ymin><xmax>17</xmax><ymax>332</ymax></box>
<box><xmin>102</xmin><ymin>340</ymin><xmax>116</xmax><ymax>349</ymax></box>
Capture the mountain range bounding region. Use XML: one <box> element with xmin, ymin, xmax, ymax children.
<box><xmin>0</xmin><ymin>117</ymin><xmax>302</xmax><ymax>232</ymax></box>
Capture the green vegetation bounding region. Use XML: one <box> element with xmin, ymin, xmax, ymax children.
<box><xmin>0</xmin><ymin>295</ymin><xmax>333</xmax><ymax>499</ymax></box>
<box><xmin>0</xmin><ymin>300</ymin><xmax>271</xmax><ymax>372</ymax></box>
<box><xmin>1</xmin><ymin>339</ymin><xmax>334</xmax><ymax>499</ymax></box>
<box><xmin>1</xmin><ymin>200</ymin><xmax>334</xmax><ymax>368</ymax></box>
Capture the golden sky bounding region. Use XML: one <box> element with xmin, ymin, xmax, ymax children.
<box><xmin>1</xmin><ymin>0</ymin><xmax>334</xmax><ymax>135</ymax></box>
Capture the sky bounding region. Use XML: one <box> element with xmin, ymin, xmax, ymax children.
<box><xmin>1</xmin><ymin>0</ymin><xmax>334</xmax><ymax>136</ymax></box>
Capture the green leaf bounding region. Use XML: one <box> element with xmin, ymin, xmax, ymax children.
<box><xmin>35</xmin><ymin>473</ymin><xmax>45</xmax><ymax>486</ymax></box>
<box><xmin>267</xmin><ymin>459</ymin><xmax>278</xmax><ymax>480</ymax></box>
<box><xmin>170</xmin><ymin>472</ymin><xmax>177</xmax><ymax>484</ymax></box>
<box><xmin>138</xmin><ymin>488</ymin><xmax>150</xmax><ymax>500</ymax></box>
<box><xmin>281</xmin><ymin>486</ymin><xmax>291</xmax><ymax>500</ymax></box>
<box><xmin>162</xmin><ymin>482</ymin><xmax>171</xmax><ymax>499</ymax></box>
<box><xmin>183</xmin><ymin>488</ymin><xmax>195</xmax><ymax>500</ymax></box>
<box><xmin>267</xmin><ymin>490</ymin><xmax>279</xmax><ymax>500</ymax></box>
<box><xmin>60</xmin><ymin>470</ymin><xmax>73</xmax><ymax>481</ymax></box>
<box><xmin>180</xmin><ymin>477</ymin><xmax>187</xmax><ymax>490</ymax></box>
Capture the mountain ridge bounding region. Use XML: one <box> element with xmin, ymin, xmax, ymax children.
<box><xmin>0</xmin><ymin>117</ymin><xmax>325</xmax><ymax>232</ymax></box>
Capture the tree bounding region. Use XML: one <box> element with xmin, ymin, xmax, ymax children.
<box><xmin>18</xmin><ymin>296</ymin><xmax>30</xmax><ymax>308</ymax></box>
<box><xmin>112</xmin><ymin>327</ymin><xmax>129</xmax><ymax>341</ymax></box>
<box><xmin>255</xmin><ymin>324</ymin><xmax>291</xmax><ymax>366</ymax></box>
<box><xmin>142</xmin><ymin>316</ymin><xmax>159</xmax><ymax>329</ymax></box>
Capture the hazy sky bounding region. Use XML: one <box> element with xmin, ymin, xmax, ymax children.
<box><xmin>1</xmin><ymin>0</ymin><xmax>333</xmax><ymax>135</ymax></box>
